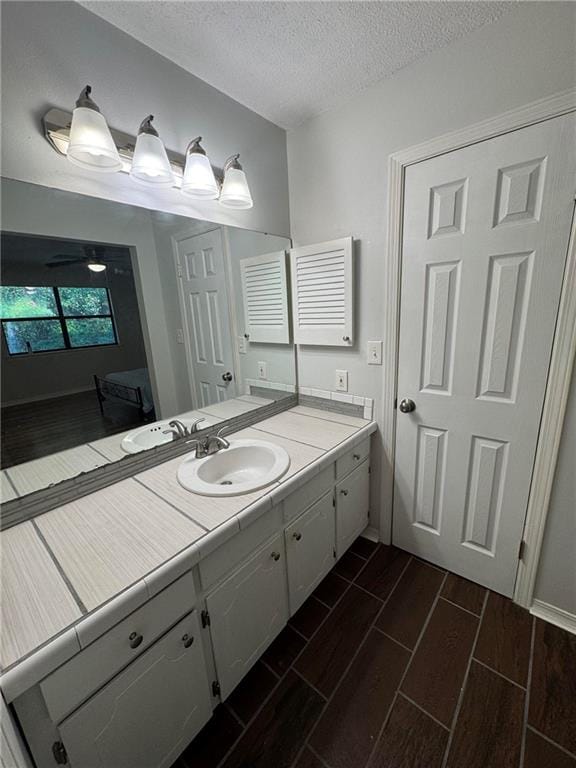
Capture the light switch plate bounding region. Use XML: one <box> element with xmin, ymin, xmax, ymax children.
<box><xmin>258</xmin><ymin>361</ymin><xmax>268</xmax><ymax>380</ymax></box>
<box><xmin>335</xmin><ymin>370</ymin><xmax>348</xmax><ymax>392</ymax></box>
<box><xmin>367</xmin><ymin>340</ymin><xmax>383</xmax><ymax>365</ymax></box>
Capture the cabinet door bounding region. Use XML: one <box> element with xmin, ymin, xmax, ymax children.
<box><xmin>206</xmin><ymin>534</ymin><xmax>288</xmax><ymax>699</ymax></box>
<box><xmin>59</xmin><ymin>612</ymin><xmax>211</xmax><ymax>768</ymax></box>
<box><xmin>336</xmin><ymin>460</ymin><xmax>370</xmax><ymax>556</ymax></box>
<box><xmin>285</xmin><ymin>491</ymin><xmax>336</xmax><ymax>614</ymax></box>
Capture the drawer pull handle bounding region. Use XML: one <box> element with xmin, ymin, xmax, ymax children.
<box><xmin>353</xmin><ymin>454</ymin><xmax>361</xmax><ymax>460</ymax></box>
<box><xmin>182</xmin><ymin>634</ymin><xmax>194</xmax><ymax>648</ymax></box>
<box><xmin>340</xmin><ymin>489</ymin><xmax>349</xmax><ymax>496</ymax></box>
<box><xmin>129</xmin><ymin>632</ymin><xmax>143</xmax><ymax>649</ymax></box>
<box><xmin>343</xmin><ymin>336</ymin><xmax>351</xmax><ymax>342</ymax></box>
<box><xmin>271</xmin><ymin>551</ymin><xmax>281</xmax><ymax>561</ymax></box>
<box><xmin>292</xmin><ymin>532</ymin><xmax>302</xmax><ymax>541</ymax></box>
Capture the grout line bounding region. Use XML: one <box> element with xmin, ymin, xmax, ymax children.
<box><xmin>260</xmin><ymin>658</ymin><xmax>281</xmax><ymax>679</ymax></box>
<box><xmin>440</xmin><ymin>588</ymin><xmax>489</xmax><ymax>768</ymax></box>
<box><xmin>439</xmin><ymin>595</ymin><xmax>483</xmax><ymax>618</ymax></box>
<box><xmin>363</xmin><ymin>569</ymin><xmax>450</xmax><ymax>768</ymax></box>
<box><xmin>133</xmin><ymin>477</ymin><xmax>211</xmax><ymax>531</ymax></box>
<box><xmin>525</xmin><ymin>725</ymin><xmax>576</xmax><ymax>761</ymax></box>
<box><xmin>306</xmin><ymin>743</ymin><xmax>333</xmax><ymax>768</ymax></box>
<box><xmin>291</xmin><ymin>667</ymin><xmax>329</xmax><ymax>701</ymax></box>
<box><xmin>519</xmin><ymin>617</ymin><xmax>537</xmax><ymax>767</ymax></box>
<box><xmin>224</xmin><ymin>701</ymin><xmax>246</xmax><ymax>729</ymax></box>
<box><xmin>287</xmin><ymin>623</ymin><xmax>309</xmax><ymax>642</ymax></box>
<box><xmin>397</xmin><ymin>691</ymin><xmax>451</xmax><ymax>732</ymax></box>
<box><xmin>88</xmin><ymin>442</ymin><xmax>119</xmax><ymax>462</ymax></box>
<box><xmin>31</xmin><ymin>519</ymin><xmax>88</xmax><ymax>615</ymax></box>
<box><xmin>299</xmin><ymin>555</ymin><xmax>416</xmax><ymax>764</ymax></box>
<box><xmin>372</xmin><ymin>626</ymin><xmax>413</xmax><ymax>654</ymax></box>
<box><xmin>3</xmin><ymin>469</ymin><xmax>20</xmax><ymax>498</ymax></box>
<box><xmin>471</xmin><ymin>657</ymin><xmax>527</xmax><ymax>691</ymax></box>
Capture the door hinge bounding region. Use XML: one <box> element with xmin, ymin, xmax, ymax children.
<box><xmin>333</xmin><ymin>548</ymin><xmax>337</xmax><ymax>559</ymax></box>
<box><xmin>176</xmin><ymin>263</ymin><xmax>183</xmax><ymax>278</ymax></box>
<box><xmin>518</xmin><ymin>540</ymin><xmax>526</xmax><ymax>560</ymax></box>
<box><xmin>332</xmin><ymin>496</ymin><xmax>335</xmax><ymax>508</ymax></box>
<box><xmin>201</xmin><ymin>609</ymin><xmax>211</xmax><ymax>628</ymax></box>
<box><xmin>52</xmin><ymin>741</ymin><xmax>68</xmax><ymax>765</ymax></box>
<box><xmin>212</xmin><ymin>680</ymin><xmax>221</xmax><ymax>697</ymax></box>
<box><xmin>394</xmin><ymin>398</ymin><xmax>398</xmax><ymax>410</ymax></box>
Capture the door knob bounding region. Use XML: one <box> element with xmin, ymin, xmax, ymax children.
<box><xmin>222</xmin><ymin>372</ymin><xmax>233</xmax><ymax>383</ymax></box>
<box><xmin>292</xmin><ymin>532</ymin><xmax>302</xmax><ymax>541</ymax></box>
<box><xmin>398</xmin><ymin>398</ymin><xmax>416</xmax><ymax>413</ymax></box>
<box><xmin>271</xmin><ymin>551</ymin><xmax>281</xmax><ymax>561</ymax></box>
<box><xmin>182</xmin><ymin>634</ymin><xmax>194</xmax><ymax>648</ymax></box>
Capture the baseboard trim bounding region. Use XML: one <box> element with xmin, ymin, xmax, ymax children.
<box><xmin>361</xmin><ymin>525</ymin><xmax>380</xmax><ymax>543</ymax></box>
<box><xmin>531</xmin><ymin>599</ymin><xmax>576</xmax><ymax>636</ymax></box>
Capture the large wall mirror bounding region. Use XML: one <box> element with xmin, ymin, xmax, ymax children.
<box><xmin>0</xmin><ymin>178</ymin><xmax>295</xmax><ymax>505</ymax></box>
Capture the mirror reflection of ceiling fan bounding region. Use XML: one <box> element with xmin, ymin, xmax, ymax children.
<box><xmin>45</xmin><ymin>245</ymin><xmax>131</xmax><ymax>274</ymax></box>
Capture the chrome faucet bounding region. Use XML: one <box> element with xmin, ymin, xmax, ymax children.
<box><xmin>162</xmin><ymin>417</ymin><xmax>206</xmax><ymax>442</ymax></box>
<box><xmin>186</xmin><ymin>428</ymin><xmax>230</xmax><ymax>459</ymax></box>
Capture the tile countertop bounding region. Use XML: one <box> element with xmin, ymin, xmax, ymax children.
<box><xmin>0</xmin><ymin>406</ymin><xmax>376</xmax><ymax>702</ymax></box>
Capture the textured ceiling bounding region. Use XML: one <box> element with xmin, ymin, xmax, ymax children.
<box><xmin>79</xmin><ymin>1</ymin><xmax>515</xmax><ymax>129</ymax></box>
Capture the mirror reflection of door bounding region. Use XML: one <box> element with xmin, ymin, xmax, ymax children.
<box><xmin>174</xmin><ymin>229</ymin><xmax>237</xmax><ymax>408</ymax></box>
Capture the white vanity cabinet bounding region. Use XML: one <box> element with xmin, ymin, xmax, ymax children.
<box><xmin>285</xmin><ymin>491</ymin><xmax>336</xmax><ymax>613</ymax></box>
<box><xmin>335</xmin><ymin>459</ymin><xmax>370</xmax><ymax>556</ymax></box>
<box><xmin>58</xmin><ymin>611</ymin><xmax>211</xmax><ymax>768</ymax></box>
<box><xmin>205</xmin><ymin>533</ymin><xmax>288</xmax><ymax>699</ymax></box>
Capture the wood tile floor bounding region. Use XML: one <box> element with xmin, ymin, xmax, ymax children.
<box><xmin>173</xmin><ymin>539</ymin><xmax>576</xmax><ymax>768</ymax></box>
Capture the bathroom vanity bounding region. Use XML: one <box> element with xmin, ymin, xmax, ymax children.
<box><xmin>1</xmin><ymin>406</ymin><xmax>375</xmax><ymax>768</ymax></box>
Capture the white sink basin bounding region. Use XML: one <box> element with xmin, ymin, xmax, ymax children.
<box><xmin>121</xmin><ymin>417</ymin><xmax>211</xmax><ymax>454</ymax></box>
<box><xmin>177</xmin><ymin>439</ymin><xmax>290</xmax><ymax>497</ymax></box>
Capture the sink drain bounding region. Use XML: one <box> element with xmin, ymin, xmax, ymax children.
<box><xmin>220</xmin><ymin>480</ymin><xmax>233</xmax><ymax>485</ymax></box>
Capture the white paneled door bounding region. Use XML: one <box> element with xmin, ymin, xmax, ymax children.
<box><xmin>175</xmin><ymin>229</ymin><xmax>236</xmax><ymax>408</ymax></box>
<box><xmin>393</xmin><ymin>113</ymin><xmax>576</xmax><ymax>596</ymax></box>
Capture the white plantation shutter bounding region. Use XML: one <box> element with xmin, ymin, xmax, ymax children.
<box><xmin>240</xmin><ymin>251</ymin><xmax>290</xmax><ymax>343</ymax></box>
<box><xmin>290</xmin><ymin>237</ymin><xmax>353</xmax><ymax>345</ymax></box>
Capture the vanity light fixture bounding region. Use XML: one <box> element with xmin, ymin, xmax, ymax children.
<box><xmin>130</xmin><ymin>115</ymin><xmax>175</xmax><ymax>187</ymax></box>
<box><xmin>181</xmin><ymin>137</ymin><xmax>219</xmax><ymax>199</ymax></box>
<box><xmin>43</xmin><ymin>97</ymin><xmax>255</xmax><ymax>208</ymax></box>
<box><xmin>219</xmin><ymin>155</ymin><xmax>253</xmax><ymax>209</ymax></box>
<box><xmin>67</xmin><ymin>86</ymin><xmax>122</xmax><ymax>173</ymax></box>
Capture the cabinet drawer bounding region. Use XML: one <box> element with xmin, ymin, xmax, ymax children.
<box><xmin>200</xmin><ymin>504</ymin><xmax>282</xmax><ymax>590</ymax></box>
<box><xmin>336</xmin><ymin>438</ymin><xmax>370</xmax><ymax>480</ymax></box>
<box><xmin>336</xmin><ymin>460</ymin><xmax>370</xmax><ymax>556</ymax></box>
<box><xmin>59</xmin><ymin>611</ymin><xmax>211</xmax><ymax>768</ymax></box>
<box><xmin>285</xmin><ymin>491</ymin><xmax>336</xmax><ymax>614</ymax></box>
<box><xmin>41</xmin><ymin>571</ymin><xmax>196</xmax><ymax>724</ymax></box>
<box><xmin>283</xmin><ymin>464</ymin><xmax>335</xmax><ymax>523</ymax></box>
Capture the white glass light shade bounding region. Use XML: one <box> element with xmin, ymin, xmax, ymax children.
<box><xmin>219</xmin><ymin>167</ymin><xmax>253</xmax><ymax>209</ymax></box>
<box><xmin>87</xmin><ymin>261</ymin><xmax>107</xmax><ymax>273</ymax></box>
<box><xmin>130</xmin><ymin>133</ymin><xmax>174</xmax><ymax>186</ymax></box>
<box><xmin>181</xmin><ymin>152</ymin><xmax>219</xmax><ymax>199</ymax></box>
<box><xmin>67</xmin><ymin>107</ymin><xmax>122</xmax><ymax>172</ymax></box>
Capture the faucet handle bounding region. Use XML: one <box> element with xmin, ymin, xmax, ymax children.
<box><xmin>189</xmin><ymin>417</ymin><xmax>206</xmax><ymax>434</ymax></box>
<box><xmin>216</xmin><ymin>427</ymin><xmax>230</xmax><ymax>448</ymax></box>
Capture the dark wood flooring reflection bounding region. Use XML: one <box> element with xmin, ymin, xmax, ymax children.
<box><xmin>1</xmin><ymin>390</ymin><xmax>145</xmax><ymax>466</ymax></box>
<box><xmin>174</xmin><ymin>540</ymin><xmax>576</xmax><ymax>768</ymax></box>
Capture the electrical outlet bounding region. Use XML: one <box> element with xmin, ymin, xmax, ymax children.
<box><xmin>335</xmin><ymin>370</ymin><xmax>348</xmax><ymax>392</ymax></box>
<box><xmin>176</xmin><ymin>329</ymin><xmax>185</xmax><ymax>344</ymax></box>
<box><xmin>367</xmin><ymin>340</ymin><xmax>383</xmax><ymax>365</ymax></box>
<box><xmin>238</xmin><ymin>336</ymin><xmax>247</xmax><ymax>354</ymax></box>
<box><xmin>258</xmin><ymin>361</ymin><xmax>268</xmax><ymax>380</ymax></box>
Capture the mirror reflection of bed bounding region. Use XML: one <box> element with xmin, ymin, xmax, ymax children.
<box><xmin>0</xmin><ymin>233</ymin><xmax>152</xmax><ymax>467</ymax></box>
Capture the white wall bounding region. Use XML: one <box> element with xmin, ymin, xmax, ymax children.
<box><xmin>534</xmin><ymin>362</ymin><xmax>576</xmax><ymax>616</ymax></box>
<box><xmin>287</xmin><ymin>2</ymin><xmax>576</xmax><ymax>536</ymax></box>
<box><xmin>0</xmin><ymin>1</ymin><xmax>289</xmax><ymax>238</ymax></box>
